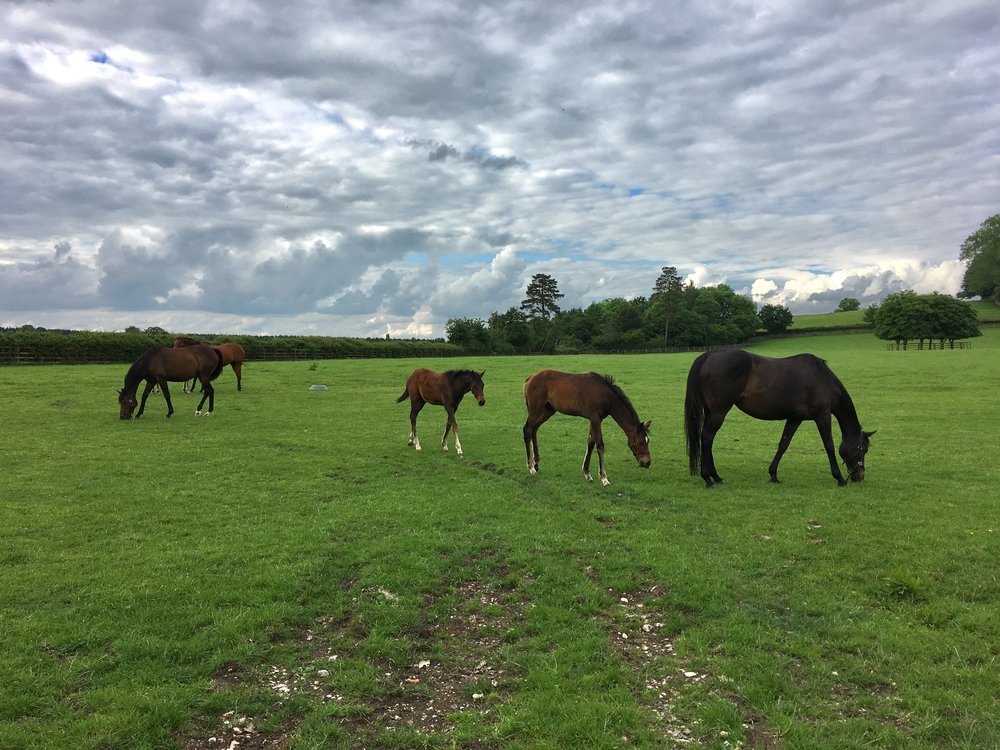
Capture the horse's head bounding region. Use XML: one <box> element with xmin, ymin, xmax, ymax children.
<box><xmin>470</xmin><ymin>370</ymin><xmax>486</xmax><ymax>406</ymax></box>
<box><xmin>629</xmin><ymin>420</ymin><xmax>652</xmax><ymax>468</ymax></box>
<box><xmin>840</xmin><ymin>429</ymin><xmax>875</xmax><ymax>482</ymax></box>
<box><xmin>118</xmin><ymin>388</ymin><xmax>137</xmax><ymax>420</ymax></box>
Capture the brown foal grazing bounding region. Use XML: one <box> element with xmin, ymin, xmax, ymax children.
<box><xmin>523</xmin><ymin>370</ymin><xmax>651</xmax><ymax>485</ymax></box>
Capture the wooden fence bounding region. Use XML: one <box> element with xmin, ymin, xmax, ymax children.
<box><xmin>884</xmin><ymin>341</ymin><xmax>973</xmax><ymax>350</ymax></box>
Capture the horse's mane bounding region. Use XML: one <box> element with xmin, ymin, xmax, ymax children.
<box><xmin>591</xmin><ymin>372</ymin><xmax>641</xmax><ymax>424</ymax></box>
<box><xmin>446</xmin><ymin>369</ymin><xmax>481</xmax><ymax>380</ymax></box>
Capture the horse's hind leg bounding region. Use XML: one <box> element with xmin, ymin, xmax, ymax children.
<box><xmin>196</xmin><ymin>382</ymin><xmax>214</xmax><ymax>416</ymax></box>
<box><xmin>408</xmin><ymin>400</ymin><xmax>424</xmax><ymax>450</ymax></box>
<box><xmin>523</xmin><ymin>405</ymin><xmax>555</xmax><ymax>475</ymax></box>
<box><xmin>232</xmin><ymin>362</ymin><xmax>242</xmax><ymax>391</ymax></box>
<box><xmin>700</xmin><ymin>409</ymin><xmax>729</xmax><ymax>487</ymax></box>
<box><xmin>157</xmin><ymin>380</ymin><xmax>175</xmax><ymax>418</ymax></box>
<box><xmin>769</xmin><ymin>419</ymin><xmax>802</xmax><ymax>483</ymax></box>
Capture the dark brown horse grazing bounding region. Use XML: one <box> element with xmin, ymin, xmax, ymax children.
<box><xmin>174</xmin><ymin>337</ymin><xmax>246</xmax><ymax>392</ymax></box>
<box><xmin>685</xmin><ymin>349</ymin><xmax>875</xmax><ymax>487</ymax></box>
<box><xmin>119</xmin><ymin>345</ymin><xmax>224</xmax><ymax>419</ymax></box>
<box><xmin>396</xmin><ymin>368</ymin><xmax>486</xmax><ymax>457</ymax></box>
<box><xmin>523</xmin><ymin>370</ymin><xmax>651</xmax><ymax>486</ymax></box>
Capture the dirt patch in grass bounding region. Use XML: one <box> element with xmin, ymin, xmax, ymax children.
<box><xmin>342</xmin><ymin>579</ymin><xmax>525</xmax><ymax>739</ymax></box>
<box><xmin>176</xmin><ymin>577</ymin><xmax>527</xmax><ymax>748</ymax></box>
<box><xmin>604</xmin><ymin>583</ymin><xmax>780</xmax><ymax>749</ymax></box>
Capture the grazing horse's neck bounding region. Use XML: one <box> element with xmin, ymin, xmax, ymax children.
<box><xmin>606</xmin><ymin>390</ymin><xmax>640</xmax><ymax>435</ymax></box>
<box><xmin>123</xmin><ymin>363</ymin><xmax>145</xmax><ymax>396</ymax></box>
<box><xmin>832</xmin><ymin>387</ymin><xmax>862</xmax><ymax>436</ymax></box>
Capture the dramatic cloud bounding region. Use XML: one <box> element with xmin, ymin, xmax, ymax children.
<box><xmin>1</xmin><ymin>0</ymin><xmax>997</xmax><ymax>335</ymax></box>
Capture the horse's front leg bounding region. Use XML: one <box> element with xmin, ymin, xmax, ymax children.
<box><xmin>158</xmin><ymin>380</ymin><xmax>174</xmax><ymax>418</ymax></box>
<box><xmin>136</xmin><ymin>380</ymin><xmax>157</xmax><ymax>418</ymax></box>
<box><xmin>582</xmin><ymin>427</ymin><xmax>597</xmax><ymax>482</ymax></box>
<box><xmin>441</xmin><ymin>406</ymin><xmax>460</xmax><ymax>455</ymax></box>
<box><xmin>590</xmin><ymin>419</ymin><xmax>609</xmax><ymax>486</ymax></box>
<box><xmin>815</xmin><ymin>414</ymin><xmax>847</xmax><ymax>486</ymax></box>
<box><xmin>769</xmin><ymin>419</ymin><xmax>802</xmax><ymax>483</ymax></box>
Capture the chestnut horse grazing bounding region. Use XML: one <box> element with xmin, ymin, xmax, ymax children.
<box><xmin>119</xmin><ymin>345</ymin><xmax>224</xmax><ymax>419</ymax></box>
<box><xmin>523</xmin><ymin>370</ymin><xmax>651</xmax><ymax>486</ymax></box>
<box><xmin>685</xmin><ymin>349</ymin><xmax>875</xmax><ymax>487</ymax></box>
<box><xmin>396</xmin><ymin>368</ymin><xmax>486</xmax><ymax>457</ymax></box>
<box><xmin>173</xmin><ymin>337</ymin><xmax>246</xmax><ymax>392</ymax></box>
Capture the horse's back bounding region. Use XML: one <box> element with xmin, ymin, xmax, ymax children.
<box><xmin>524</xmin><ymin>370</ymin><xmax>606</xmax><ymax>416</ymax></box>
<box><xmin>214</xmin><ymin>342</ymin><xmax>245</xmax><ymax>365</ymax></box>
<box><xmin>703</xmin><ymin>350</ymin><xmax>841</xmax><ymax>420</ymax></box>
<box><xmin>405</xmin><ymin>367</ymin><xmax>444</xmax><ymax>403</ymax></box>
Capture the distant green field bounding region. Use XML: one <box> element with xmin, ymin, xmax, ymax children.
<box><xmin>1</xmin><ymin>330</ymin><xmax>998</xmax><ymax>749</ymax></box>
<box><xmin>790</xmin><ymin>298</ymin><xmax>1000</xmax><ymax>330</ymax></box>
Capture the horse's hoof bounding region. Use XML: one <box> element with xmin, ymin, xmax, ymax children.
<box><xmin>770</xmin><ymin>477</ymin><xmax>780</xmax><ymax>484</ymax></box>
<box><xmin>203</xmin><ymin>412</ymin><xmax>212</xmax><ymax>417</ymax></box>
<box><xmin>584</xmin><ymin>474</ymin><xmax>593</xmax><ymax>482</ymax></box>
<box><xmin>837</xmin><ymin>479</ymin><xmax>848</xmax><ymax>487</ymax></box>
<box><xmin>601</xmin><ymin>477</ymin><xmax>611</xmax><ymax>486</ymax></box>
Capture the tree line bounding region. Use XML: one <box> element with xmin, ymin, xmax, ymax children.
<box><xmin>447</xmin><ymin>267</ymin><xmax>796</xmax><ymax>354</ymax></box>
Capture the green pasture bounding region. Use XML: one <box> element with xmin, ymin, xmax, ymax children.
<box><xmin>789</xmin><ymin>298</ymin><xmax>1000</xmax><ymax>330</ymax></box>
<box><xmin>1</xmin><ymin>330</ymin><xmax>998</xmax><ymax>749</ymax></box>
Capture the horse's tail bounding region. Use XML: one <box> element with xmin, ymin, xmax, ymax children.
<box><xmin>209</xmin><ymin>348</ymin><xmax>225</xmax><ymax>381</ymax></box>
<box><xmin>396</xmin><ymin>388</ymin><xmax>409</xmax><ymax>403</ymax></box>
<box><xmin>684</xmin><ymin>354</ymin><xmax>707</xmax><ymax>476</ymax></box>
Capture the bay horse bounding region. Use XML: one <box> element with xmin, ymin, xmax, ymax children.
<box><xmin>396</xmin><ymin>368</ymin><xmax>486</xmax><ymax>457</ymax></box>
<box><xmin>684</xmin><ymin>349</ymin><xmax>875</xmax><ymax>487</ymax></box>
<box><xmin>523</xmin><ymin>370</ymin><xmax>651</xmax><ymax>486</ymax></box>
<box><xmin>173</xmin><ymin>337</ymin><xmax>246</xmax><ymax>392</ymax></box>
<box><xmin>119</xmin><ymin>345</ymin><xmax>224</xmax><ymax>419</ymax></box>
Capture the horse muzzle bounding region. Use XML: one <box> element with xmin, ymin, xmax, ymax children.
<box><xmin>478</xmin><ymin>398</ymin><xmax>485</xmax><ymax>406</ymax></box>
<box><xmin>638</xmin><ymin>457</ymin><xmax>651</xmax><ymax>468</ymax></box>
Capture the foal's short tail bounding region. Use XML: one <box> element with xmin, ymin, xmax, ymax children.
<box><xmin>684</xmin><ymin>355</ymin><xmax>707</xmax><ymax>476</ymax></box>
<box><xmin>395</xmin><ymin>388</ymin><xmax>408</xmax><ymax>403</ymax></box>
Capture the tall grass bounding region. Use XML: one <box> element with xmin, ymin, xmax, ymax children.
<box><xmin>1</xmin><ymin>330</ymin><xmax>998</xmax><ymax>748</ymax></box>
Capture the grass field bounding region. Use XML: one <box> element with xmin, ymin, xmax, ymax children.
<box><xmin>2</xmin><ymin>330</ymin><xmax>998</xmax><ymax>749</ymax></box>
<box><xmin>789</xmin><ymin>298</ymin><xmax>1000</xmax><ymax>330</ymax></box>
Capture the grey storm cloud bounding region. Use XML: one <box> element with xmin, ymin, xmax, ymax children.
<box><xmin>1</xmin><ymin>0</ymin><xmax>998</xmax><ymax>336</ymax></box>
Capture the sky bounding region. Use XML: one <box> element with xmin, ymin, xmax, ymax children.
<box><xmin>1</xmin><ymin>0</ymin><xmax>998</xmax><ymax>338</ymax></box>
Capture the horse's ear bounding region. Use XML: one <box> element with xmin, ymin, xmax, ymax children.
<box><xmin>479</xmin><ymin>370</ymin><xmax>486</xmax><ymax>377</ymax></box>
<box><xmin>643</xmin><ymin>420</ymin><xmax>652</xmax><ymax>431</ymax></box>
<box><xmin>863</xmin><ymin>429</ymin><xmax>877</xmax><ymax>439</ymax></box>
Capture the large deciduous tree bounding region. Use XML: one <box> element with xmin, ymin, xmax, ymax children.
<box><xmin>873</xmin><ymin>290</ymin><xmax>980</xmax><ymax>347</ymax></box>
<box><xmin>759</xmin><ymin>303</ymin><xmax>793</xmax><ymax>333</ymax></box>
<box><xmin>959</xmin><ymin>214</ymin><xmax>1000</xmax><ymax>300</ymax></box>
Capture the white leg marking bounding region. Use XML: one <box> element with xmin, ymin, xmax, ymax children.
<box><xmin>585</xmin><ymin>472</ymin><xmax>593</xmax><ymax>482</ymax></box>
<box><xmin>455</xmin><ymin>436</ymin><xmax>463</xmax><ymax>457</ymax></box>
<box><xmin>601</xmin><ymin>475</ymin><xmax>611</xmax><ymax>486</ymax></box>
<box><xmin>414</xmin><ymin>437</ymin><xmax>422</xmax><ymax>451</ymax></box>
